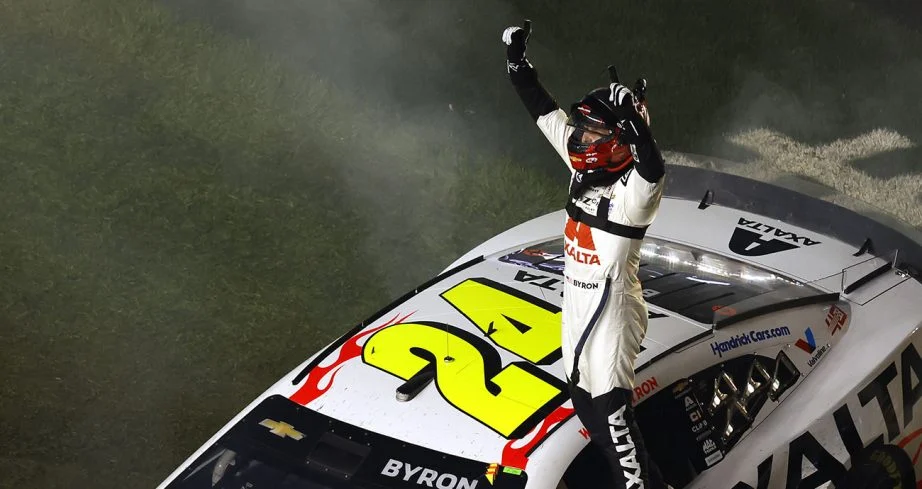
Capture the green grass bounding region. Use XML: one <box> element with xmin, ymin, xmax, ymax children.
<box><xmin>0</xmin><ymin>1</ymin><xmax>564</xmax><ymax>486</ymax></box>
<box><xmin>0</xmin><ymin>0</ymin><xmax>920</xmax><ymax>487</ymax></box>
<box><xmin>0</xmin><ymin>4</ymin><xmax>375</xmax><ymax>486</ymax></box>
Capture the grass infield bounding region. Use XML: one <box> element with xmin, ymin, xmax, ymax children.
<box><xmin>0</xmin><ymin>1</ymin><xmax>562</xmax><ymax>486</ymax></box>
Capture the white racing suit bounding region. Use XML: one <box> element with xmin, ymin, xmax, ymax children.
<box><xmin>508</xmin><ymin>61</ymin><xmax>666</xmax><ymax>489</ymax></box>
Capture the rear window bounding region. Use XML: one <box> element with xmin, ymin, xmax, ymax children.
<box><xmin>498</xmin><ymin>237</ymin><xmax>820</xmax><ymax>323</ymax></box>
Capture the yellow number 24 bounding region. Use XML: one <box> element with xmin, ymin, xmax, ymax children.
<box><xmin>362</xmin><ymin>278</ymin><xmax>567</xmax><ymax>438</ymax></box>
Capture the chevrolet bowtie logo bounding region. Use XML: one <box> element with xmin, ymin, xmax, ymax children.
<box><xmin>259</xmin><ymin>418</ymin><xmax>305</xmax><ymax>440</ymax></box>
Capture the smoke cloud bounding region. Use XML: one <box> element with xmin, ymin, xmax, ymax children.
<box><xmin>152</xmin><ymin>0</ymin><xmax>922</xmax><ymax>281</ymax></box>
<box><xmin>155</xmin><ymin>0</ymin><xmax>558</xmax><ymax>294</ymax></box>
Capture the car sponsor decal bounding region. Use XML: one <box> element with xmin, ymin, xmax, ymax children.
<box><xmin>794</xmin><ymin>328</ymin><xmax>816</xmax><ymax>354</ymax></box>
<box><xmin>710</xmin><ymin>327</ymin><xmax>792</xmax><ymax>358</ymax></box>
<box><xmin>381</xmin><ymin>458</ymin><xmax>479</xmax><ymax>489</ymax></box>
<box><xmin>673</xmin><ymin>380</ymin><xmax>723</xmax><ymax>468</ymax></box>
<box><xmin>258</xmin><ymin>418</ymin><xmax>305</xmax><ymax>440</ymax></box>
<box><xmin>362</xmin><ymin>277</ymin><xmax>571</xmax><ymax>439</ymax></box>
<box><xmin>703</xmin><ymin>442</ymin><xmax>724</xmax><ymax>467</ymax></box>
<box><xmin>484</xmin><ymin>463</ymin><xmax>498</xmax><ymax>485</ymax></box>
<box><xmin>728</xmin><ymin>217</ymin><xmax>821</xmax><ymax>256</ymax></box>
<box><xmin>732</xmin><ymin>340</ymin><xmax>922</xmax><ymax>488</ymax></box>
<box><xmin>825</xmin><ymin>304</ymin><xmax>848</xmax><ymax>336</ymax></box>
<box><xmin>498</xmin><ymin>249</ymin><xmax>565</xmax><ymax>275</ymax></box>
<box><xmin>808</xmin><ymin>345</ymin><xmax>829</xmax><ymax>368</ymax></box>
<box><xmin>290</xmin><ymin>312</ymin><xmax>413</xmax><ymax>405</ymax></box>
<box><xmin>632</xmin><ymin>376</ymin><xmax>658</xmax><ymax>403</ymax></box>
<box><xmin>512</xmin><ymin>270</ymin><xmax>562</xmax><ymax>292</ymax></box>
<box><xmin>796</xmin><ymin>327</ymin><xmax>829</xmax><ymax>367</ymax></box>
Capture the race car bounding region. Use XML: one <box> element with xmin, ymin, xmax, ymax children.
<box><xmin>157</xmin><ymin>164</ymin><xmax>922</xmax><ymax>489</ymax></box>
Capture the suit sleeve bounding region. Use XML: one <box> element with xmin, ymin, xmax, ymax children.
<box><xmin>622</xmin><ymin>107</ymin><xmax>667</xmax><ymax>225</ymax></box>
<box><xmin>623</xmin><ymin>138</ymin><xmax>665</xmax><ymax>226</ymax></box>
<box><xmin>536</xmin><ymin>109</ymin><xmax>573</xmax><ymax>167</ymax></box>
<box><xmin>508</xmin><ymin>60</ymin><xmax>557</xmax><ymax>121</ymax></box>
<box><xmin>624</xmin><ymin>168</ymin><xmax>665</xmax><ymax>226</ymax></box>
<box><xmin>507</xmin><ymin>61</ymin><xmax>574</xmax><ymax>169</ymax></box>
<box><xmin>625</xmin><ymin>106</ymin><xmax>666</xmax><ymax>185</ymax></box>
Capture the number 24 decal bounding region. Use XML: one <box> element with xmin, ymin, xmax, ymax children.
<box><xmin>362</xmin><ymin>277</ymin><xmax>568</xmax><ymax>439</ymax></box>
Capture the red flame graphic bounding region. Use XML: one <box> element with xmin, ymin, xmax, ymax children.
<box><xmin>897</xmin><ymin>428</ymin><xmax>922</xmax><ymax>459</ymax></box>
<box><xmin>289</xmin><ymin>312</ymin><xmax>414</xmax><ymax>406</ymax></box>
<box><xmin>501</xmin><ymin>405</ymin><xmax>576</xmax><ymax>469</ymax></box>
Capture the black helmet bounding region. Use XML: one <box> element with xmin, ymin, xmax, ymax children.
<box><xmin>566</xmin><ymin>87</ymin><xmax>634</xmax><ymax>172</ymax></box>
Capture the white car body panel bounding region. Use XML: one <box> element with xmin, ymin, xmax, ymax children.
<box><xmin>159</xmin><ymin>166</ymin><xmax>922</xmax><ymax>489</ymax></box>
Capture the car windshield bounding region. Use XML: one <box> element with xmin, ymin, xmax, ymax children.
<box><xmin>168</xmin><ymin>445</ymin><xmax>339</xmax><ymax>489</ymax></box>
<box><xmin>166</xmin><ymin>395</ymin><xmax>528</xmax><ymax>489</ymax></box>
<box><xmin>498</xmin><ymin>236</ymin><xmax>819</xmax><ymax>324</ymax></box>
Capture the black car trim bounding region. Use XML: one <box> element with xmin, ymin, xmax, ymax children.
<box><xmin>635</xmin><ymin>330</ymin><xmax>713</xmax><ymax>374</ymax></box>
<box><xmin>714</xmin><ymin>292</ymin><xmax>841</xmax><ymax>329</ymax></box>
<box><xmin>843</xmin><ymin>261</ymin><xmax>894</xmax><ymax>295</ymax></box>
<box><xmin>170</xmin><ymin>394</ymin><xmax>529</xmax><ymax>489</ymax></box>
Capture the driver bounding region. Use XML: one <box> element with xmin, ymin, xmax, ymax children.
<box><xmin>502</xmin><ymin>21</ymin><xmax>667</xmax><ymax>489</ymax></box>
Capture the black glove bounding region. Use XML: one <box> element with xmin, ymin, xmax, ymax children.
<box><xmin>502</xmin><ymin>22</ymin><xmax>531</xmax><ymax>71</ymax></box>
<box><xmin>608</xmin><ymin>82</ymin><xmax>652</xmax><ymax>145</ymax></box>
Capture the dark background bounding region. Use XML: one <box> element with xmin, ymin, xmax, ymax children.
<box><xmin>0</xmin><ymin>1</ymin><xmax>920</xmax><ymax>487</ymax></box>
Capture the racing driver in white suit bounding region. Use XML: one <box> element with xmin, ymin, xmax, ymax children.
<box><xmin>503</xmin><ymin>22</ymin><xmax>667</xmax><ymax>489</ymax></box>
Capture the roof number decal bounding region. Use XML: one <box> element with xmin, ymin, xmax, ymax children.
<box><xmin>362</xmin><ymin>278</ymin><xmax>569</xmax><ymax>438</ymax></box>
<box><xmin>441</xmin><ymin>278</ymin><xmax>562</xmax><ymax>365</ymax></box>
<box><xmin>362</xmin><ymin>322</ymin><xmax>565</xmax><ymax>438</ymax></box>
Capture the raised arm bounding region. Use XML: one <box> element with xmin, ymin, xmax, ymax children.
<box><xmin>614</xmin><ymin>88</ymin><xmax>667</xmax><ymax>225</ymax></box>
<box><xmin>502</xmin><ymin>21</ymin><xmax>572</xmax><ymax>166</ymax></box>
<box><xmin>617</xmin><ymin>103</ymin><xmax>665</xmax><ymax>186</ymax></box>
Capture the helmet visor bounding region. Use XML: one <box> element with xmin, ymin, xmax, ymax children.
<box><xmin>567</xmin><ymin>107</ymin><xmax>616</xmax><ymax>145</ymax></box>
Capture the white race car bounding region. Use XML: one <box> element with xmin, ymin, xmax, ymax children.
<box><xmin>158</xmin><ymin>165</ymin><xmax>922</xmax><ymax>489</ymax></box>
